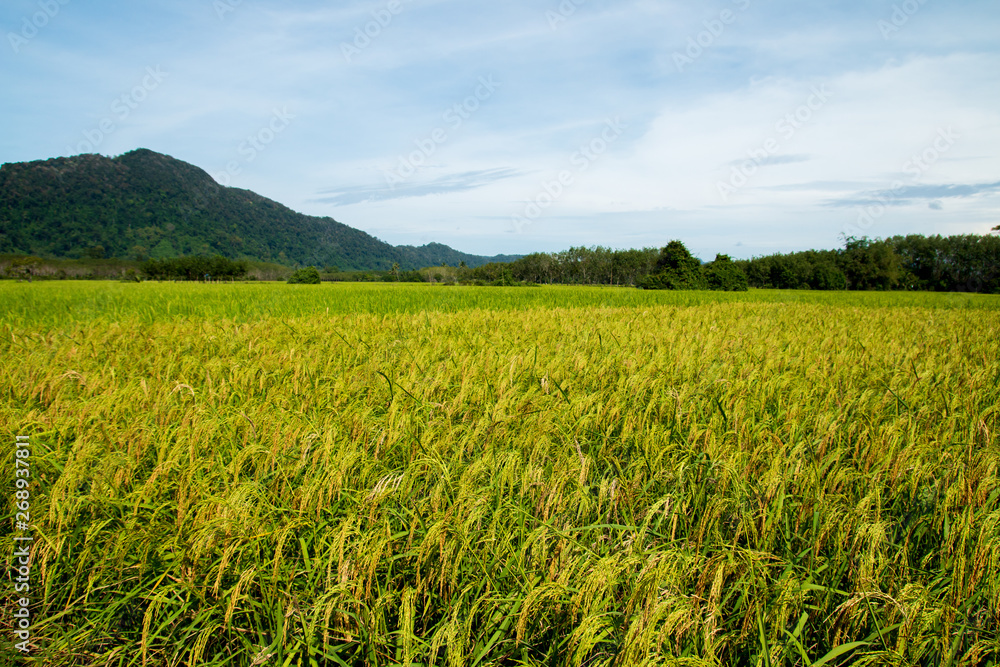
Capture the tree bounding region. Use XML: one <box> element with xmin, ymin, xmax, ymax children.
<box><xmin>6</xmin><ymin>255</ymin><xmax>42</xmax><ymax>281</ymax></box>
<box><xmin>140</xmin><ymin>255</ymin><xmax>247</xmax><ymax>281</ymax></box>
<box><xmin>613</xmin><ymin>248</ymin><xmax>656</xmax><ymax>286</ymax></box>
<box><xmin>839</xmin><ymin>236</ymin><xmax>902</xmax><ymax>290</ymax></box>
<box><xmin>810</xmin><ymin>260</ymin><xmax>847</xmax><ymax>290</ymax></box>
<box><xmin>641</xmin><ymin>240</ymin><xmax>707</xmax><ymax>290</ymax></box>
<box><xmin>703</xmin><ymin>254</ymin><xmax>748</xmax><ymax>291</ymax></box>
<box><xmin>492</xmin><ymin>268</ymin><xmax>516</xmax><ymax>286</ymax></box>
<box><xmin>287</xmin><ymin>266</ymin><xmax>321</xmax><ymax>284</ymax></box>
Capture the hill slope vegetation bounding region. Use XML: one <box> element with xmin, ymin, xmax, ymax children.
<box><xmin>0</xmin><ymin>149</ymin><xmax>517</xmax><ymax>270</ymax></box>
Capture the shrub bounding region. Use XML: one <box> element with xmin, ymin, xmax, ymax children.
<box><xmin>491</xmin><ymin>269</ymin><xmax>517</xmax><ymax>287</ymax></box>
<box><xmin>287</xmin><ymin>266</ymin><xmax>322</xmax><ymax>284</ymax></box>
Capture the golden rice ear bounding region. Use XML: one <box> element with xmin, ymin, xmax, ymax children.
<box><xmin>5</xmin><ymin>283</ymin><xmax>997</xmax><ymax>665</ymax></box>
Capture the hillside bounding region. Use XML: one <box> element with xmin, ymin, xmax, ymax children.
<box><xmin>397</xmin><ymin>242</ymin><xmax>520</xmax><ymax>269</ymax></box>
<box><xmin>0</xmin><ymin>149</ymin><xmax>518</xmax><ymax>271</ymax></box>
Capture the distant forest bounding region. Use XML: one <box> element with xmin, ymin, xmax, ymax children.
<box><xmin>463</xmin><ymin>233</ymin><xmax>1000</xmax><ymax>293</ymax></box>
<box><xmin>4</xmin><ymin>231</ymin><xmax>997</xmax><ymax>294</ymax></box>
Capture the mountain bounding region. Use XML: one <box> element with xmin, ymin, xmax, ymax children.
<box><xmin>0</xmin><ymin>149</ymin><xmax>519</xmax><ymax>270</ymax></box>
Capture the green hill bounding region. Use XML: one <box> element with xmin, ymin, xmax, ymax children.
<box><xmin>0</xmin><ymin>149</ymin><xmax>518</xmax><ymax>270</ymax></box>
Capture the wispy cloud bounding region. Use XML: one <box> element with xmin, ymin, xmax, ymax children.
<box><xmin>760</xmin><ymin>180</ymin><xmax>870</xmax><ymax>192</ymax></box>
<box><xmin>314</xmin><ymin>168</ymin><xmax>522</xmax><ymax>206</ymax></box>
<box><xmin>826</xmin><ymin>181</ymin><xmax>1000</xmax><ymax>207</ymax></box>
<box><xmin>726</xmin><ymin>154</ymin><xmax>811</xmax><ymax>168</ymax></box>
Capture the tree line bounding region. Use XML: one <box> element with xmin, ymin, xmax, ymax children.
<box><xmin>458</xmin><ymin>233</ymin><xmax>999</xmax><ymax>293</ymax></box>
<box><xmin>738</xmin><ymin>234</ymin><xmax>1000</xmax><ymax>293</ymax></box>
<box><xmin>25</xmin><ymin>231</ymin><xmax>993</xmax><ymax>292</ymax></box>
<box><xmin>458</xmin><ymin>243</ymin><xmax>747</xmax><ymax>290</ymax></box>
<box><xmin>139</xmin><ymin>255</ymin><xmax>248</xmax><ymax>281</ymax></box>
<box><xmin>460</xmin><ymin>247</ymin><xmax>660</xmax><ymax>286</ymax></box>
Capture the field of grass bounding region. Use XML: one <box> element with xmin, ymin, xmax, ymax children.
<box><xmin>2</xmin><ymin>282</ymin><xmax>999</xmax><ymax>666</ymax></box>
<box><xmin>1</xmin><ymin>282</ymin><xmax>997</xmax><ymax>327</ymax></box>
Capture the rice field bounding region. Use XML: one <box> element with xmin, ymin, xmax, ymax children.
<box><xmin>1</xmin><ymin>282</ymin><xmax>999</xmax><ymax>666</ymax></box>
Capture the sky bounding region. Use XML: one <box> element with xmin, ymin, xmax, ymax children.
<box><xmin>1</xmin><ymin>0</ymin><xmax>998</xmax><ymax>259</ymax></box>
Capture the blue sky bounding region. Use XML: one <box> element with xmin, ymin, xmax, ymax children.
<box><xmin>2</xmin><ymin>0</ymin><xmax>998</xmax><ymax>259</ymax></box>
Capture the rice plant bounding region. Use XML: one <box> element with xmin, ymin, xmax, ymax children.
<box><xmin>1</xmin><ymin>283</ymin><xmax>998</xmax><ymax>665</ymax></box>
